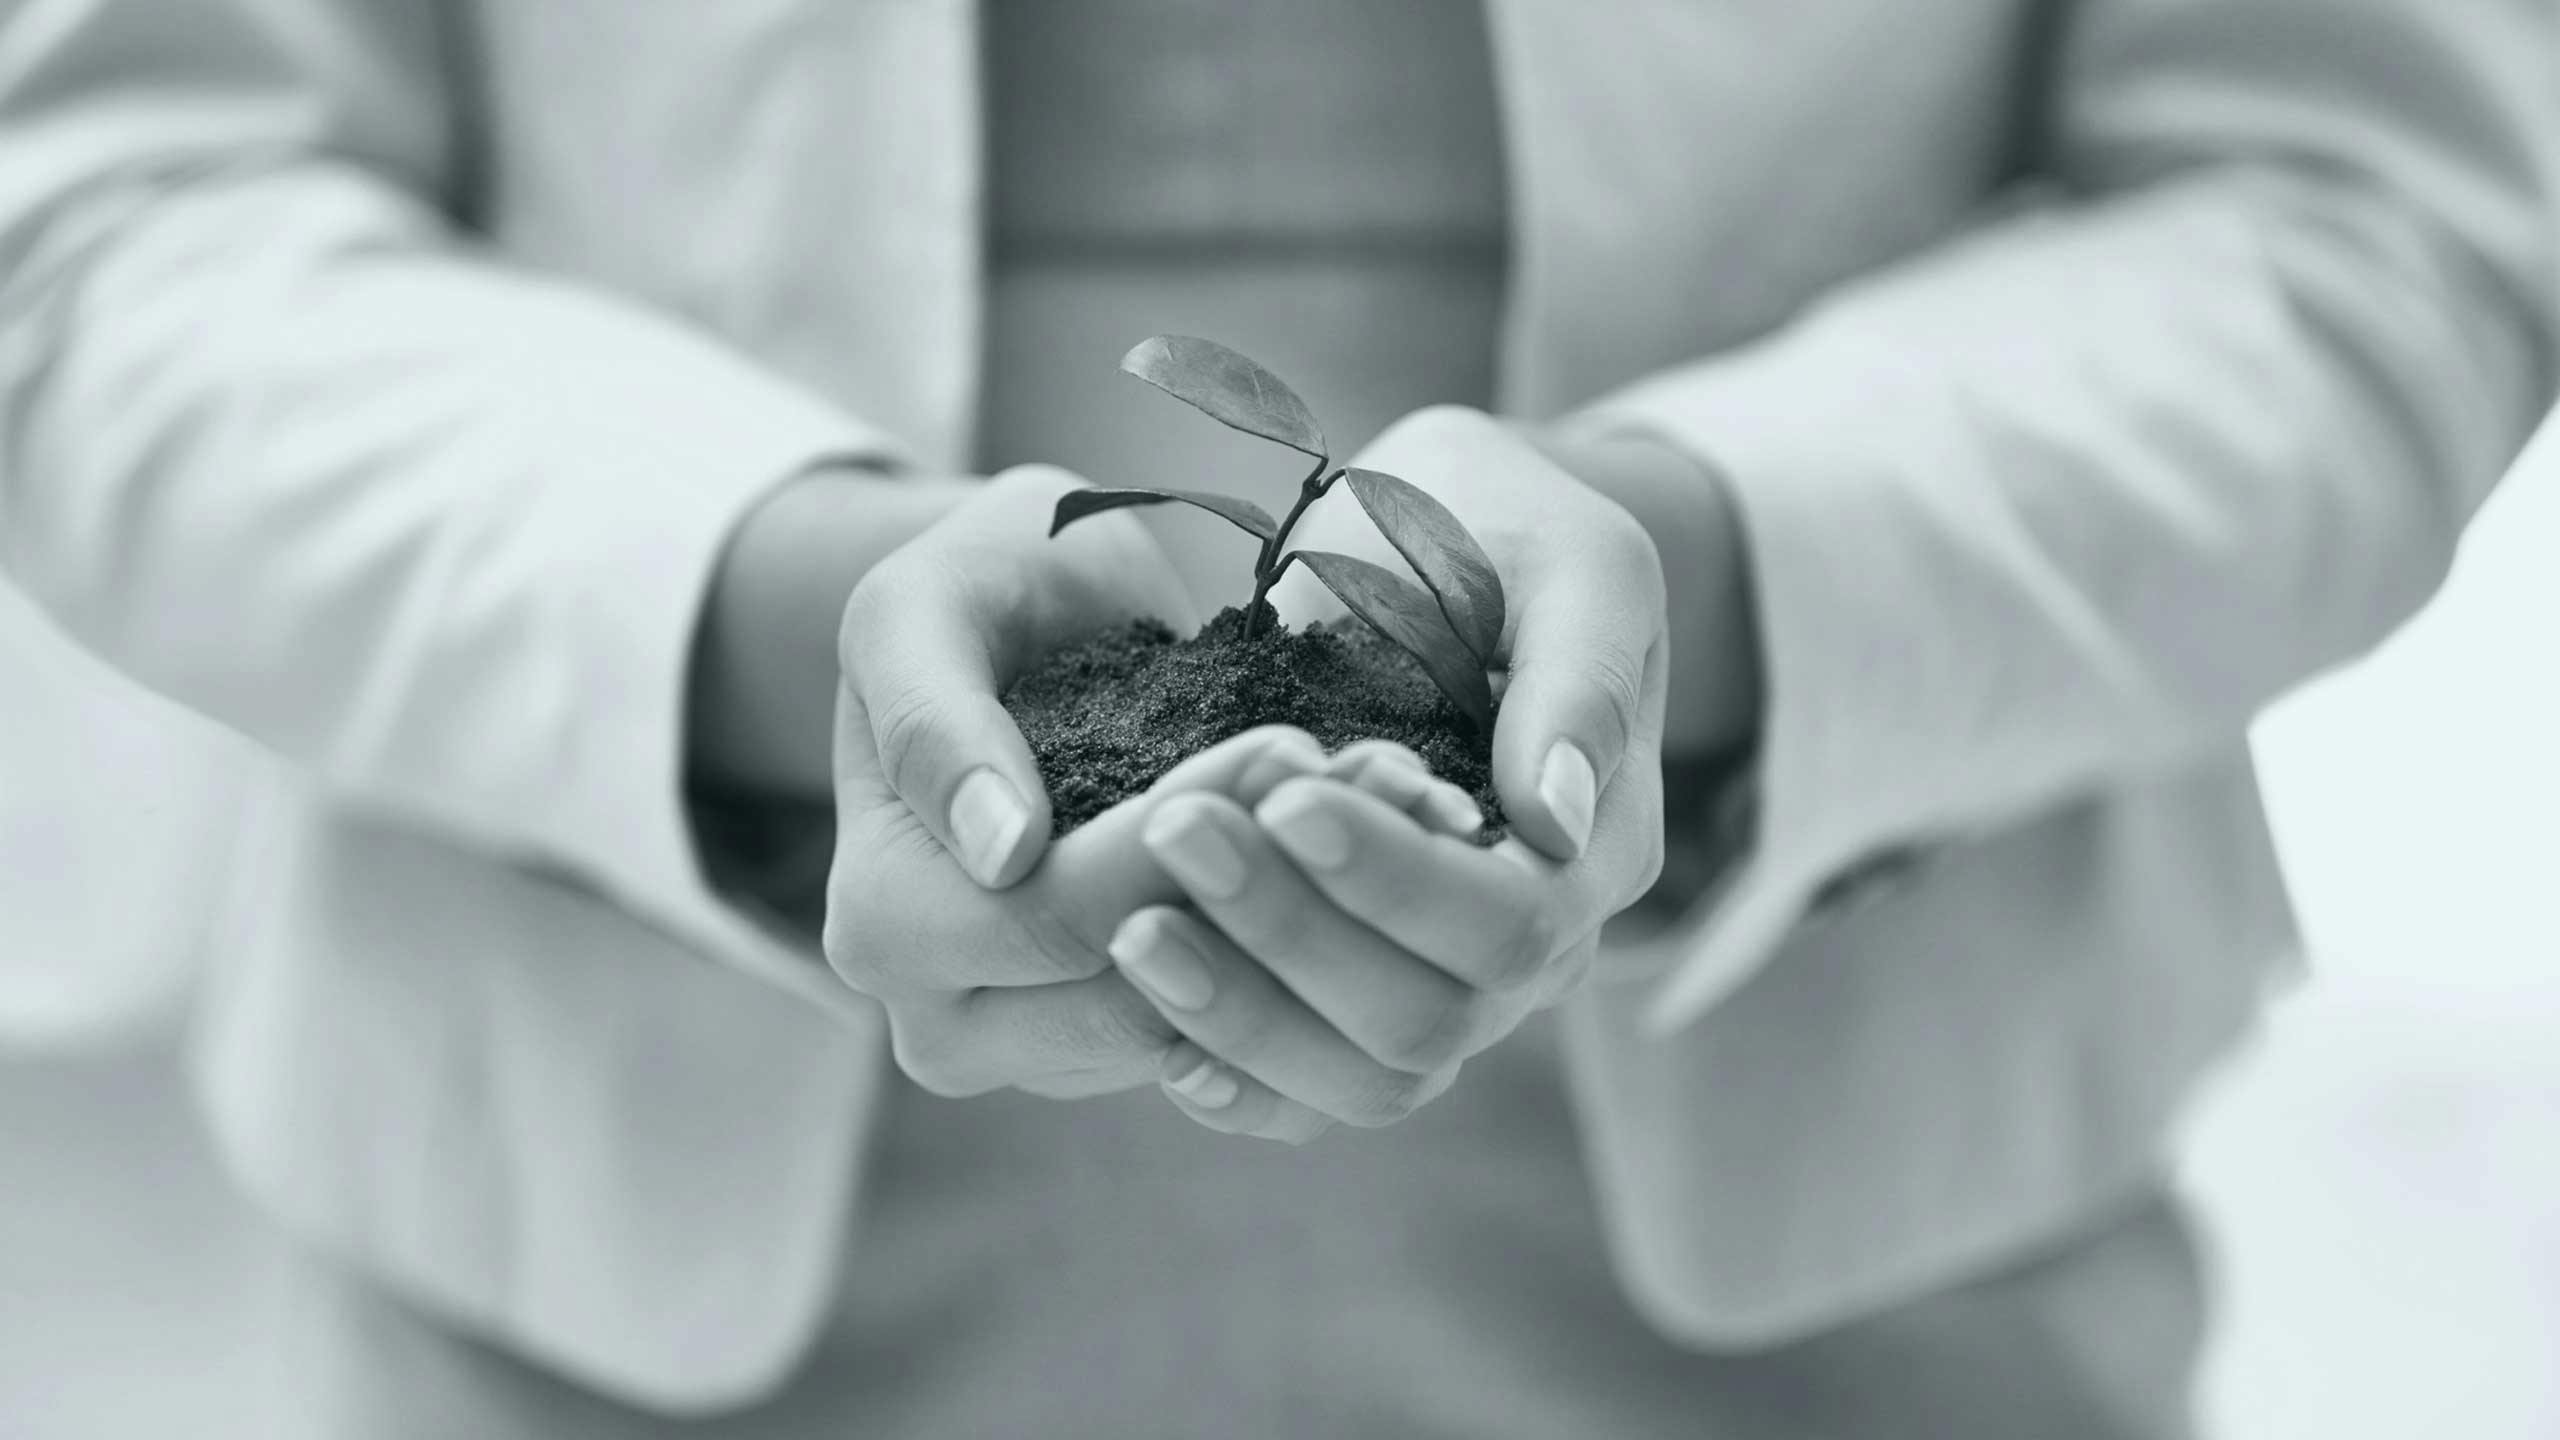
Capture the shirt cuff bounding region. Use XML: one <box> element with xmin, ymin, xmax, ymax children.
<box><xmin>523</xmin><ymin>371</ymin><xmax>901</xmax><ymax>1010</ymax></box>
<box><xmin>1549</xmin><ymin>394</ymin><xmax>1865</xmax><ymax>1032</ymax></box>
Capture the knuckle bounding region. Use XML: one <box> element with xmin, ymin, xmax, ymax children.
<box><xmin>1582</xmin><ymin>634</ymin><xmax>1651</xmax><ymax>740</ymax></box>
<box><xmin>1402</xmin><ymin>403</ymin><xmax>1482</xmax><ymax>438</ymax></box>
<box><xmin>904</xmin><ymin>1063</ymin><xmax>982</xmax><ymax>1100</ymax></box>
<box><xmin>1371</xmin><ymin>404</ymin><xmax>1483</xmax><ymax>459</ymax></box>
<box><xmin>821</xmin><ymin>858</ymin><xmax>890</xmax><ymax>988</ymax></box>
<box><xmin>887</xmin><ymin>1012</ymin><xmax>988</xmax><ymax>1099</ymax></box>
<box><xmin>1340</xmin><ymin>1068</ymin><xmax>1429</xmax><ymax>1128</ymax></box>
<box><xmin>1185</xmin><ymin>1091</ymin><xmax>1267</xmax><ymax>1138</ymax></box>
<box><xmin>1374</xmin><ymin>996</ymin><xmax>1477</xmax><ymax>1075</ymax></box>
<box><xmin>1538</xmin><ymin>940</ymin><xmax>1599</xmax><ymax>1008</ymax></box>
<box><xmin>1601</xmin><ymin>506</ymin><xmax>1666</xmax><ymax>580</ymax></box>
<box><xmin>1018</xmin><ymin>901</ymin><xmax>1111</xmax><ymax>984</ymax></box>
<box><xmin>1199</xmin><ymin>997</ymin><xmax>1284</xmax><ymax>1072</ymax></box>
<box><xmin>1017</xmin><ymin>1075</ymin><xmax>1103</xmax><ymax>1101</ymax></box>
<box><xmin>1026</xmin><ymin>991</ymin><xmax>1166</xmax><ymax>1065</ymax></box>
<box><xmin>1492</xmin><ymin>903</ymin><xmax>1562</xmax><ymax>987</ymax></box>
<box><xmin>1575</xmin><ymin>496</ymin><xmax>1666</xmax><ymax>593</ymax></box>
<box><xmin>1212</xmin><ymin>1092</ymin><xmax>1322</xmax><ymax>1146</ymax></box>
<box><xmin>1270</xmin><ymin>1112</ymin><xmax>1337</xmax><ymax>1147</ymax></box>
<box><xmin>863</xmin><ymin>681</ymin><xmax>949</xmax><ymax>803</ymax></box>
<box><xmin>1627</xmin><ymin>813</ymin><xmax>1669</xmax><ymax>906</ymax></box>
<box><xmin>819</xmin><ymin>902</ymin><xmax>862</xmax><ymax>987</ymax></box>
<box><xmin>990</xmin><ymin>462</ymin><xmax>1085</xmax><ymax>500</ymax></box>
<box><xmin>835</xmin><ymin>564</ymin><xmax>906</xmax><ymax>679</ymax></box>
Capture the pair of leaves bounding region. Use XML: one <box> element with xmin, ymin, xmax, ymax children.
<box><xmin>1048</xmin><ymin>335</ymin><xmax>1509</xmax><ymax>731</ymax></box>
<box><xmin>1291</xmin><ymin>551</ymin><xmax>1495</xmax><ymax>730</ymax></box>
<box><xmin>1337</xmin><ymin>468</ymin><xmax>1504</xmax><ymax>665</ymax></box>
<box><xmin>1291</xmin><ymin>467</ymin><xmax>1504</xmax><ymax>729</ymax></box>
<box><xmin>1046</xmin><ymin>338</ymin><xmax>1317</xmax><ymax>542</ymax></box>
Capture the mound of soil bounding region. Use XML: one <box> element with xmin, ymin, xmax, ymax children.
<box><xmin>1003</xmin><ymin>602</ymin><xmax>1503</xmax><ymax>838</ymax></box>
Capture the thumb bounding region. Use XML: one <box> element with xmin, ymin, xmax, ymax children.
<box><xmin>837</xmin><ymin>559</ymin><xmax>1052</xmax><ymax>890</ymax></box>
<box><xmin>1491</xmin><ymin>547</ymin><xmax>1666</xmax><ymax>861</ymax></box>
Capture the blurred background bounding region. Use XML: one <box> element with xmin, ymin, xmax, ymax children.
<box><xmin>3</xmin><ymin>414</ymin><xmax>2555</xmax><ymax>1437</ymax></box>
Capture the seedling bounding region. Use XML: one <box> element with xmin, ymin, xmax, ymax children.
<box><xmin>1048</xmin><ymin>335</ymin><xmax>1505</xmax><ymax>730</ymax></box>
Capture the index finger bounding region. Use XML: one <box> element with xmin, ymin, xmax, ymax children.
<box><xmin>1251</xmin><ymin>777</ymin><xmax>1594</xmax><ymax>990</ymax></box>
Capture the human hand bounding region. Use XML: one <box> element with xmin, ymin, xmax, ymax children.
<box><xmin>825</xmin><ymin>464</ymin><xmax>1270</xmax><ymax>1099</ymax></box>
<box><xmin>1121</xmin><ymin>406</ymin><xmax>1672</xmax><ymax>1138</ymax></box>
<box><xmin>821</xmin><ymin>462</ymin><xmax>1501</xmax><ymax>1122</ymax></box>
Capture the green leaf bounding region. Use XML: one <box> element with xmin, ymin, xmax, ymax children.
<box><xmin>1340</xmin><ymin>468</ymin><xmax>1506</xmax><ymax>664</ymax></box>
<box><xmin>1294</xmin><ymin>550</ymin><xmax>1495</xmax><ymax>731</ymax></box>
<box><xmin>1119</xmin><ymin>336</ymin><xmax>1328</xmax><ymax>459</ymax></box>
<box><xmin>1049</xmin><ymin>487</ymin><xmax>1279</xmax><ymax>542</ymax></box>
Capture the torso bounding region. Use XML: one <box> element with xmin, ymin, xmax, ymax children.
<box><xmin>819</xmin><ymin>6</ymin><xmax>1768</xmax><ymax>1434</ymax></box>
<box><xmin>972</xmin><ymin>0</ymin><xmax>1508</xmax><ymax>607</ymax></box>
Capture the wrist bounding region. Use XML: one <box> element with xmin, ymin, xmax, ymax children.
<box><xmin>1533</xmin><ymin>424</ymin><xmax>1763</xmax><ymax>759</ymax></box>
<box><xmin>687</xmin><ymin>465</ymin><xmax>977</xmax><ymax>797</ymax></box>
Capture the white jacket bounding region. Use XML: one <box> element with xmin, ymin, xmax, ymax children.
<box><xmin>0</xmin><ymin>0</ymin><xmax>2550</xmax><ymax>1413</ymax></box>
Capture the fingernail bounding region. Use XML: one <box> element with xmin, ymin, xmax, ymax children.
<box><xmin>1164</xmin><ymin>1045</ymin><xmax>1240</xmax><ymax>1110</ymax></box>
<box><xmin>1142</xmin><ymin>800</ymin><xmax>1249</xmax><ymax>900</ymax></box>
<box><xmin>1422</xmin><ymin>783</ymin><xmax>1485</xmax><ymax>839</ymax></box>
<box><xmin>1539</xmin><ymin>741</ymin><xmax>1597</xmax><ymax>856</ymax></box>
<box><xmin>1256</xmin><ymin>784</ymin><xmax>1355</xmax><ymax>871</ymax></box>
<box><xmin>1110</xmin><ymin>912</ymin><xmax>1215</xmax><ymax>1011</ymax></box>
<box><xmin>1265</xmin><ymin>728</ymin><xmax>1327</xmax><ymax>770</ymax></box>
<box><xmin>1333</xmin><ymin>743</ymin><xmax>1424</xmax><ymax>782</ymax></box>
<box><xmin>1346</xmin><ymin>752</ymin><xmax>1428</xmax><ymax>808</ymax></box>
<box><xmin>949</xmin><ymin>767</ymin><xmax>1031</xmax><ymax>886</ymax></box>
<box><xmin>1238</xmin><ymin>731</ymin><xmax>1327</xmax><ymax>804</ymax></box>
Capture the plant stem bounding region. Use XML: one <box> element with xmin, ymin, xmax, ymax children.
<box><xmin>1252</xmin><ymin>549</ymin><xmax>1303</xmax><ymax>608</ymax></box>
<box><xmin>1247</xmin><ymin>459</ymin><xmax>1341</xmax><ymax>635</ymax></box>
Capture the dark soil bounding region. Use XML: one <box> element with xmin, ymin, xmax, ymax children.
<box><xmin>1004</xmin><ymin>602</ymin><xmax>1504</xmax><ymax>839</ymax></box>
